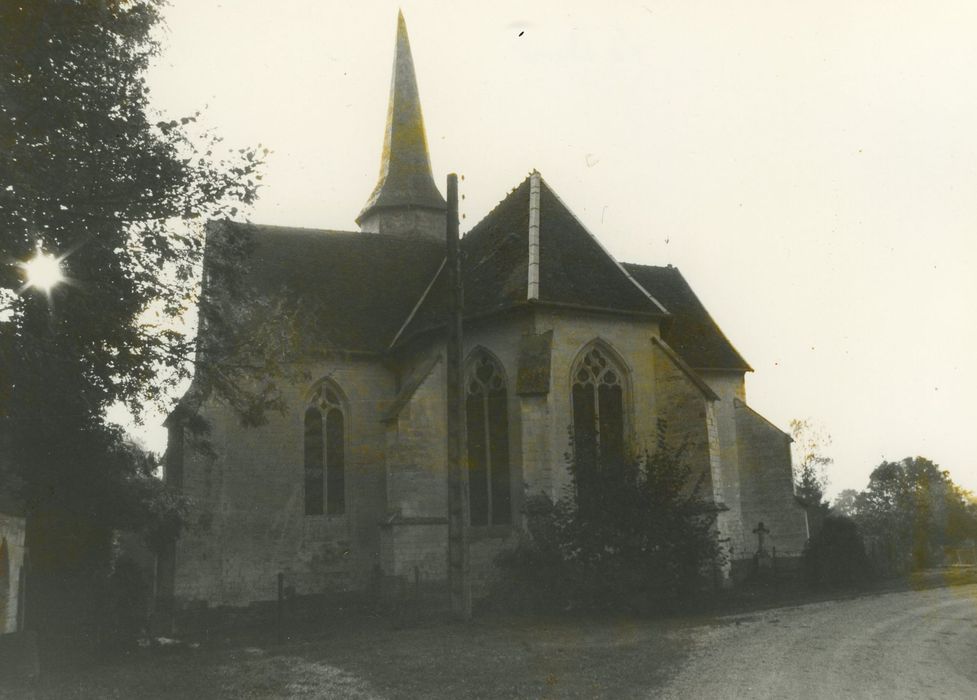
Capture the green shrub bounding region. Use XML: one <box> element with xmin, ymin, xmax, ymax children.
<box><xmin>802</xmin><ymin>515</ymin><xmax>873</xmax><ymax>588</ymax></box>
<box><xmin>493</xmin><ymin>442</ymin><xmax>727</xmax><ymax>614</ymax></box>
<box><xmin>97</xmin><ymin>554</ymin><xmax>150</xmax><ymax>650</ymax></box>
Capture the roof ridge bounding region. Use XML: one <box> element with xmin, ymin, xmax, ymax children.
<box><xmin>733</xmin><ymin>398</ymin><xmax>790</xmax><ymax>438</ymax></box>
<box><xmin>683</xmin><ymin>282</ymin><xmax>752</xmax><ymax>373</ymax></box>
<box><xmin>223</xmin><ymin>222</ymin><xmax>444</xmax><ymax>247</ymax></box>
<box><xmin>216</xmin><ymin>220</ymin><xmax>359</xmax><ymax>235</ymax></box>
<box><xmin>536</xmin><ymin>175</ymin><xmax>668</xmax><ymax>315</ymax></box>
<box><xmin>527</xmin><ymin>171</ymin><xmax>541</xmax><ymax>300</ymax></box>
<box><xmin>621</xmin><ymin>261</ymin><xmax>676</xmax><ymax>272</ymax></box>
<box><xmin>631</xmin><ymin>264</ymin><xmax>752</xmax><ymax>373</ymax></box>
<box><xmin>463</xmin><ymin>172</ymin><xmax>533</xmax><ymax>239</ymax></box>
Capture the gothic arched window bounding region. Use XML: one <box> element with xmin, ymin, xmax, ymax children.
<box><xmin>466</xmin><ymin>352</ymin><xmax>511</xmax><ymax>526</ymax></box>
<box><xmin>304</xmin><ymin>382</ymin><xmax>346</xmax><ymax>516</ymax></box>
<box><xmin>572</xmin><ymin>344</ymin><xmax>626</xmax><ymax>478</ymax></box>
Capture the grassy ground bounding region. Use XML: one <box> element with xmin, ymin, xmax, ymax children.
<box><xmin>4</xmin><ymin>567</ymin><xmax>975</xmax><ymax>699</ymax></box>
<box><xmin>4</xmin><ymin>614</ymin><xmax>694</xmax><ymax>699</ymax></box>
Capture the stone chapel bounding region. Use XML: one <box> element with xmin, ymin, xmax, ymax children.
<box><xmin>160</xmin><ymin>13</ymin><xmax>809</xmax><ymax>609</ymax></box>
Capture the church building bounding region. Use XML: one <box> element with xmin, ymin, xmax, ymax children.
<box><xmin>161</xmin><ymin>13</ymin><xmax>808</xmax><ymax>609</ymax></box>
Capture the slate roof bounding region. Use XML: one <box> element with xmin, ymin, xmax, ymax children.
<box><xmin>536</xmin><ymin>179</ymin><xmax>664</xmax><ymax>314</ymax></box>
<box><xmin>394</xmin><ymin>174</ymin><xmax>668</xmax><ymax>345</ymax></box>
<box><xmin>206</xmin><ymin>222</ymin><xmax>444</xmax><ymax>355</ymax></box>
<box><xmin>624</xmin><ymin>263</ymin><xmax>751</xmax><ymax>371</ymax></box>
<box><xmin>202</xmin><ymin>177</ymin><xmax>749</xmax><ymax>374</ymax></box>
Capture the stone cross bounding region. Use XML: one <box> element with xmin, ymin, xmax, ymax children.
<box><xmin>753</xmin><ymin>521</ymin><xmax>770</xmax><ymax>555</ymax></box>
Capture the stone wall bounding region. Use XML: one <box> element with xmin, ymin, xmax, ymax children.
<box><xmin>734</xmin><ymin>400</ymin><xmax>809</xmax><ymax>560</ymax></box>
<box><xmin>464</xmin><ymin>318</ymin><xmax>530</xmax><ymax>525</ymax></box>
<box><xmin>469</xmin><ymin>531</ymin><xmax>516</xmax><ymax>599</ymax></box>
<box><xmin>358</xmin><ymin>207</ymin><xmax>446</xmax><ymax>241</ymax></box>
<box><xmin>381</xmin><ymin>348</ymin><xmax>449</xmax><ymax>581</ymax></box>
<box><xmin>384</xmin><ymin>351</ymin><xmax>448</xmax><ymax>521</ymax></box>
<box><xmin>528</xmin><ymin>308</ymin><xmax>663</xmax><ymax>498</ymax></box>
<box><xmin>168</xmin><ymin>301</ymin><xmax>809</xmax><ymax>608</ymax></box>
<box><xmin>700</xmin><ymin>370</ymin><xmax>749</xmax><ymax>555</ymax></box>
<box><xmin>650</xmin><ymin>341</ymin><xmax>718</xmax><ymax>497</ymax></box>
<box><xmin>381</xmin><ymin>315</ymin><xmax>529</xmax><ymax>587</ymax></box>
<box><xmin>0</xmin><ymin>513</ymin><xmax>26</xmax><ymax>634</ymax></box>
<box><xmin>169</xmin><ymin>356</ymin><xmax>394</xmax><ymax>607</ymax></box>
<box><xmin>378</xmin><ymin>521</ymin><xmax>448</xmax><ymax>582</ymax></box>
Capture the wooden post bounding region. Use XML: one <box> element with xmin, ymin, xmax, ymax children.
<box><xmin>445</xmin><ymin>173</ymin><xmax>471</xmax><ymax>620</ymax></box>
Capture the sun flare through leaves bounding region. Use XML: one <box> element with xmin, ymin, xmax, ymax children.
<box><xmin>20</xmin><ymin>247</ymin><xmax>65</xmax><ymax>293</ymax></box>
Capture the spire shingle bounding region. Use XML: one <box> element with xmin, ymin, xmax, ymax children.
<box><xmin>357</xmin><ymin>12</ymin><xmax>446</xmax><ymax>230</ymax></box>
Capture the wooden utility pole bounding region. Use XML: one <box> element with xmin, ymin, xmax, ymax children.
<box><xmin>445</xmin><ymin>173</ymin><xmax>471</xmax><ymax>620</ymax></box>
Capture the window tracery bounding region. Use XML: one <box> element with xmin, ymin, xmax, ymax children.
<box><xmin>466</xmin><ymin>352</ymin><xmax>511</xmax><ymax>526</ymax></box>
<box><xmin>572</xmin><ymin>345</ymin><xmax>626</xmax><ymax>478</ymax></box>
<box><xmin>304</xmin><ymin>382</ymin><xmax>345</xmax><ymax>516</ymax></box>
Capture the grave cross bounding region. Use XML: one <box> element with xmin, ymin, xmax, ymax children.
<box><xmin>752</xmin><ymin>521</ymin><xmax>770</xmax><ymax>555</ymax></box>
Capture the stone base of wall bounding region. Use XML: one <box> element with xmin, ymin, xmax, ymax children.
<box><xmin>170</xmin><ymin>588</ymin><xmax>374</xmax><ymax>637</ymax></box>
<box><xmin>162</xmin><ymin>519</ymin><xmax>517</xmax><ymax>631</ymax></box>
<box><xmin>470</xmin><ymin>529</ymin><xmax>516</xmax><ymax>599</ymax></box>
<box><xmin>0</xmin><ymin>513</ymin><xmax>27</xmax><ymax>635</ymax></box>
<box><xmin>379</xmin><ymin>518</ymin><xmax>448</xmax><ymax>582</ymax></box>
<box><xmin>729</xmin><ymin>554</ymin><xmax>804</xmax><ymax>584</ymax></box>
<box><xmin>378</xmin><ymin>521</ymin><xmax>515</xmax><ymax>601</ymax></box>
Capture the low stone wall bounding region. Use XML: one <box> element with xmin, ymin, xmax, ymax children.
<box><xmin>0</xmin><ymin>512</ymin><xmax>26</xmax><ymax>635</ymax></box>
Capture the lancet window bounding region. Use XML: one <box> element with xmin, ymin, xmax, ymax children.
<box><xmin>466</xmin><ymin>352</ymin><xmax>511</xmax><ymax>526</ymax></box>
<box><xmin>571</xmin><ymin>344</ymin><xmax>626</xmax><ymax>476</ymax></box>
<box><xmin>304</xmin><ymin>382</ymin><xmax>346</xmax><ymax>516</ymax></box>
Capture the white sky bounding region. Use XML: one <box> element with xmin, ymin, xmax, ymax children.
<box><xmin>142</xmin><ymin>0</ymin><xmax>977</xmax><ymax>498</ymax></box>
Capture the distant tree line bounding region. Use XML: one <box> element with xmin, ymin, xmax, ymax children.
<box><xmin>797</xmin><ymin>454</ymin><xmax>977</xmax><ymax>587</ymax></box>
<box><xmin>832</xmin><ymin>457</ymin><xmax>977</xmax><ymax>573</ymax></box>
<box><xmin>790</xmin><ymin>421</ymin><xmax>977</xmax><ymax>585</ymax></box>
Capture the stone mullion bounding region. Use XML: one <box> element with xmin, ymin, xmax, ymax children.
<box><xmin>482</xmin><ymin>391</ymin><xmax>493</xmax><ymax>526</ymax></box>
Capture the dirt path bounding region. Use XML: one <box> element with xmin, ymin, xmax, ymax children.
<box><xmin>9</xmin><ymin>582</ymin><xmax>977</xmax><ymax>698</ymax></box>
<box><xmin>660</xmin><ymin>583</ymin><xmax>977</xmax><ymax>699</ymax></box>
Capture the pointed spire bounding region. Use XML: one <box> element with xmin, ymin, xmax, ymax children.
<box><xmin>357</xmin><ymin>11</ymin><xmax>446</xmax><ymax>238</ymax></box>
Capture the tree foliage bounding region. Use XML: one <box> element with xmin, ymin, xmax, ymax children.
<box><xmin>0</xmin><ymin>0</ymin><xmax>262</xmax><ymax>630</ymax></box>
<box><xmin>790</xmin><ymin>418</ymin><xmax>832</xmax><ymax>513</ymax></box>
<box><xmin>845</xmin><ymin>457</ymin><xmax>977</xmax><ymax>571</ymax></box>
<box><xmin>801</xmin><ymin>514</ymin><xmax>872</xmax><ymax>589</ymax></box>
<box><xmin>494</xmin><ymin>436</ymin><xmax>727</xmax><ymax>614</ymax></box>
<box><xmin>831</xmin><ymin>489</ymin><xmax>859</xmax><ymax>518</ymax></box>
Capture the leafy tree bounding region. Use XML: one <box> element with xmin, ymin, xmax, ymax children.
<box><xmin>945</xmin><ymin>486</ymin><xmax>977</xmax><ymax>546</ymax></box>
<box><xmin>494</xmin><ymin>434</ymin><xmax>727</xmax><ymax>613</ymax></box>
<box><xmin>831</xmin><ymin>489</ymin><xmax>860</xmax><ymax>518</ymax></box>
<box><xmin>801</xmin><ymin>514</ymin><xmax>873</xmax><ymax>589</ymax></box>
<box><xmin>0</xmin><ymin>0</ymin><xmax>261</xmax><ymax>632</ymax></box>
<box><xmin>790</xmin><ymin>418</ymin><xmax>832</xmax><ymax>514</ymax></box>
<box><xmin>852</xmin><ymin>457</ymin><xmax>977</xmax><ymax>571</ymax></box>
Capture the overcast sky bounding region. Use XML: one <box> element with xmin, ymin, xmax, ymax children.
<box><xmin>142</xmin><ymin>0</ymin><xmax>977</xmax><ymax>497</ymax></box>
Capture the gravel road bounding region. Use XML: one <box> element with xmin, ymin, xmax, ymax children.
<box><xmin>660</xmin><ymin>583</ymin><xmax>977</xmax><ymax>699</ymax></box>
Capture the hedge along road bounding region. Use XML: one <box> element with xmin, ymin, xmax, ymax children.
<box><xmin>659</xmin><ymin>582</ymin><xmax>977</xmax><ymax>699</ymax></box>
